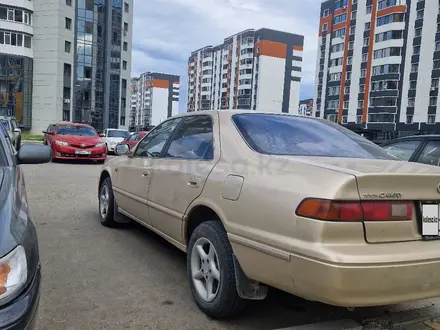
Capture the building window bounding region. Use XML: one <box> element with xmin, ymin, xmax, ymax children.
<box><xmin>322</xmin><ymin>23</ymin><xmax>328</xmax><ymax>32</ymax></box>
<box><xmin>432</xmin><ymin>78</ymin><xmax>439</xmax><ymax>89</ymax></box>
<box><xmin>428</xmin><ymin>115</ymin><xmax>436</xmax><ymax>124</ymax></box>
<box><xmin>66</xmin><ymin>0</ymin><xmax>72</xmax><ymax>6</ymax></box>
<box><xmin>408</xmin><ymin>98</ymin><xmax>415</xmax><ymax>107</ymax></box>
<box><xmin>124</xmin><ymin>2</ymin><xmax>129</xmax><ymax>12</ymax></box>
<box><xmin>413</xmin><ymin>45</ymin><xmax>420</xmax><ymax>55</ymax></box>
<box><xmin>358</xmin><ymin>100</ymin><xmax>364</xmax><ymax>109</ymax></box>
<box><xmin>417</xmin><ymin>9</ymin><xmax>424</xmax><ymax>20</ymax></box>
<box><xmin>362</xmin><ymin>53</ymin><xmax>367</xmax><ymax>62</ymax></box>
<box><xmin>323</xmin><ymin>9</ymin><xmax>330</xmax><ymax>17</ymax></box>
<box><xmin>410</xmin><ymin>80</ymin><xmax>417</xmax><ymax>89</ymax></box>
<box><xmin>430</xmin><ymin>97</ymin><xmax>437</xmax><ymax>106</ymax></box>
<box><xmin>406</xmin><ymin>115</ymin><xmax>413</xmax><ymax>124</ymax></box>
<box><xmin>363</xmin><ymin>38</ymin><xmax>369</xmax><ymax>46</ymax></box>
<box><xmin>365</xmin><ymin>22</ymin><xmax>370</xmax><ymax>30</ymax></box>
<box><xmin>366</xmin><ymin>5</ymin><xmax>372</xmax><ymax>14</ymax></box>
<box><xmin>24</xmin><ymin>35</ymin><xmax>31</xmax><ymax>48</ymax></box>
<box><xmin>411</xmin><ymin>63</ymin><xmax>418</xmax><ymax>72</ymax></box>
<box><xmin>123</xmin><ymin>41</ymin><xmax>128</xmax><ymax>51</ymax></box>
<box><xmin>350</xmin><ymin>26</ymin><xmax>356</xmax><ymax>35</ymax></box>
<box><xmin>415</xmin><ymin>27</ymin><xmax>422</xmax><ymax>37</ymax></box>
<box><xmin>65</xmin><ymin>17</ymin><xmax>72</xmax><ymax>30</ymax></box>
<box><xmin>120</xmin><ymin>117</ymin><xmax>126</xmax><ymax>126</ymax></box>
<box><xmin>124</xmin><ymin>22</ymin><xmax>128</xmax><ymax>34</ymax></box>
<box><xmin>65</xmin><ymin>41</ymin><xmax>71</xmax><ymax>53</ymax></box>
<box><xmin>123</xmin><ymin>61</ymin><xmax>127</xmax><ymax>70</ymax></box>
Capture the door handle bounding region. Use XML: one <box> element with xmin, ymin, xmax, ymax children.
<box><xmin>142</xmin><ymin>172</ymin><xmax>149</xmax><ymax>178</ymax></box>
<box><xmin>188</xmin><ymin>176</ymin><xmax>201</xmax><ymax>188</ymax></box>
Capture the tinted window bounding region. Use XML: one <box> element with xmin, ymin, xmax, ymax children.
<box><xmin>108</xmin><ymin>130</ymin><xmax>130</xmax><ymax>138</ymax></box>
<box><xmin>233</xmin><ymin>114</ymin><xmax>394</xmax><ymax>159</ymax></box>
<box><xmin>128</xmin><ymin>133</ymin><xmax>138</xmax><ymax>141</ymax></box>
<box><xmin>165</xmin><ymin>116</ymin><xmax>213</xmax><ymax>160</ymax></box>
<box><xmin>0</xmin><ymin>120</ymin><xmax>10</xmax><ymax>131</ymax></box>
<box><xmin>134</xmin><ymin>119</ymin><xmax>181</xmax><ymax>158</ymax></box>
<box><xmin>56</xmin><ymin>125</ymin><xmax>97</xmax><ymax>136</ymax></box>
<box><xmin>382</xmin><ymin>140</ymin><xmax>421</xmax><ymax>161</ymax></box>
<box><xmin>417</xmin><ymin>141</ymin><xmax>440</xmax><ymax>166</ymax></box>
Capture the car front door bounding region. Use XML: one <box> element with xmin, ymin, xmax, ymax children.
<box><xmin>113</xmin><ymin>119</ymin><xmax>182</xmax><ymax>224</ymax></box>
<box><xmin>382</xmin><ymin>139</ymin><xmax>424</xmax><ymax>161</ymax></box>
<box><xmin>147</xmin><ymin>115</ymin><xmax>218</xmax><ymax>244</ymax></box>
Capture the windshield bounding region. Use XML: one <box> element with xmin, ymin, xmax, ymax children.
<box><xmin>108</xmin><ymin>130</ymin><xmax>130</xmax><ymax>138</ymax></box>
<box><xmin>232</xmin><ymin>114</ymin><xmax>395</xmax><ymax>160</ymax></box>
<box><xmin>0</xmin><ymin>120</ymin><xmax>10</xmax><ymax>131</ymax></box>
<box><xmin>57</xmin><ymin>125</ymin><xmax>98</xmax><ymax>136</ymax></box>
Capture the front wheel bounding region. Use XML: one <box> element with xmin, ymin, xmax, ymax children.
<box><xmin>187</xmin><ymin>221</ymin><xmax>247</xmax><ymax>319</ymax></box>
<box><xmin>99</xmin><ymin>177</ymin><xmax>116</xmax><ymax>227</ymax></box>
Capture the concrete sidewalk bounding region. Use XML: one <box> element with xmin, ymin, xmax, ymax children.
<box><xmin>276</xmin><ymin>305</ymin><xmax>440</xmax><ymax>330</ymax></box>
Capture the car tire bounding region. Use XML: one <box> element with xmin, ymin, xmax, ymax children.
<box><xmin>187</xmin><ymin>220</ymin><xmax>247</xmax><ymax>319</ymax></box>
<box><xmin>15</xmin><ymin>136</ymin><xmax>21</xmax><ymax>149</ymax></box>
<box><xmin>98</xmin><ymin>177</ymin><xmax>116</xmax><ymax>227</ymax></box>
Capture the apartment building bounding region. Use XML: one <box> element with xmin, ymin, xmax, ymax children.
<box><xmin>0</xmin><ymin>0</ymin><xmax>33</xmax><ymax>128</ymax></box>
<box><xmin>187</xmin><ymin>28</ymin><xmax>304</xmax><ymax>114</ymax></box>
<box><xmin>314</xmin><ymin>0</ymin><xmax>440</xmax><ymax>139</ymax></box>
<box><xmin>130</xmin><ymin>72</ymin><xmax>180</xmax><ymax>128</ymax></box>
<box><xmin>1</xmin><ymin>0</ymin><xmax>134</xmax><ymax>134</ymax></box>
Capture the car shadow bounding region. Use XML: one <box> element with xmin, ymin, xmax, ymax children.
<box><xmin>120</xmin><ymin>220</ymin><xmax>401</xmax><ymax>329</ymax></box>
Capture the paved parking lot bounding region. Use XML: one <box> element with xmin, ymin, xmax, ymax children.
<box><xmin>21</xmin><ymin>157</ymin><xmax>440</xmax><ymax>329</ymax></box>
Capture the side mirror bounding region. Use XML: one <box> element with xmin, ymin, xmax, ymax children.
<box><xmin>115</xmin><ymin>144</ymin><xmax>130</xmax><ymax>156</ymax></box>
<box><xmin>42</xmin><ymin>131</ymin><xmax>47</xmax><ymax>134</ymax></box>
<box><xmin>99</xmin><ymin>133</ymin><xmax>105</xmax><ymax>137</ymax></box>
<box><xmin>18</xmin><ymin>144</ymin><xmax>52</xmax><ymax>164</ymax></box>
<box><xmin>14</xmin><ymin>128</ymin><xmax>21</xmax><ymax>133</ymax></box>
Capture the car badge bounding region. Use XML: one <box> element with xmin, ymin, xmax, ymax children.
<box><xmin>81</xmin><ymin>144</ymin><xmax>85</xmax><ymax>148</ymax></box>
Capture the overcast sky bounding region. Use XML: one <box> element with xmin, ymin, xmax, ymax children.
<box><xmin>131</xmin><ymin>0</ymin><xmax>322</xmax><ymax>111</ymax></box>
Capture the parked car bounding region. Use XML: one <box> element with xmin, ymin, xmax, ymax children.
<box><xmin>42</xmin><ymin>124</ymin><xmax>56</xmax><ymax>145</ymax></box>
<box><xmin>102</xmin><ymin>129</ymin><xmax>130</xmax><ymax>154</ymax></box>
<box><xmin>0</xmin><ymin>121</ymin><xmax>51</xmax><ymax>329</ymax></box>
<box><xmin>48</xmin><ymin>122</ymin><xmax>107</xmax><ymax>163</ymax></box>
<box><xmin>116</xmin><ymin>131</ymin><xmax>150</xmax><ymax>151</ymax></box>
<box><xmin>381</xmin><ymin>135</ymin><xmax>440</xmax><ymax>166</ymax></box>
<box><xmin>98</xmin><ymin>111</ymin><xmax>440</xmax><ymax>319</ymax></box>
<box><xmin>0</xmin><ymin>116</ymin><xmax>21</xmax><ymax>150</ymax></box>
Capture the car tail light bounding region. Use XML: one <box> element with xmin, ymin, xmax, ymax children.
<box><xmin>296</xmin><ymin>199</ymin><xmax>412</xmax><ymax>222</ymax></box>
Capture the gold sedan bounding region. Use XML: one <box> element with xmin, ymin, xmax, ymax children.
<box><xmin>97</xmin><ymin>110</ymin><xmax>440</xmax><ymax>319</ymax></box>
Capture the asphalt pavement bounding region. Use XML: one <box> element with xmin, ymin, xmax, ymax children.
<box><xmin>21</xmin><ymin>157</ymin><xmax>440</xmax><ymax>330</ymax></box>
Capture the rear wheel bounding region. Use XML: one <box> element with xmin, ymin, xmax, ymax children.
<box><xmin>15</xmin><ymin>136</ymin><xmax>21</xmax><ymax>150</ymax></box>
<box><xmin>99</xmin><ymin>177</ymin><xmax>116</xmax><ymax>227</ymax></box>
<box><xmin>187</xmin><ymin>221</ymin><xmax>247</xmax><ymax>319</ymax></box>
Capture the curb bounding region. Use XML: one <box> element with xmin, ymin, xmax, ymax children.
<box><xmin>275</xmin><ymin>305</ymin><xmax>440</xmax><ymax>330</ymax></box>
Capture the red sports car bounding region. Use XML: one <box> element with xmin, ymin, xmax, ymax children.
<box><xmin>48</xmin><ymin>122</ymin><xmax>107</xmax><ymax>162</ymax></box>
<box><xmin>117</xmin><ymin>131</ymin><xmax>149</xmax><ymax>150</ymax></box>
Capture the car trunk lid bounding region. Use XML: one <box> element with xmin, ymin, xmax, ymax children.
<box><xmin>275</xmin><ymin>156</ymin><xmax>440</xmax><ymax>243</ymax></box>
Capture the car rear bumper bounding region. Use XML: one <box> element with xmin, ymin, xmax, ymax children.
<box><xmin>0</xmin><ymin>266</ymin><xmax>40</xmax><ymax>330</ymax></box>
<box><xmin>53</xmin><ymin>146</ymin><xmax>107</xmax><ymax>160</ymax></box>
<box><xmin>231</xmin><ymin>238</ymin><xmax>440</xmax><ymax>307</ymax></box>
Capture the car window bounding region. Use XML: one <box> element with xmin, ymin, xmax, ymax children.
<box><xmin>108</xmin><ymin>130</ymin><xmax>130</xmax><ymax>138</ymax></box>
<box><xmin>10</xmin><ymin>119</ymin><xmax>17</xmax><ymax>129</ymax></box>
<box><xmin>134</xmin><ymin>118</ymin><xmax>181</xmax><ymax>158</ymax></box>
<box><xmin>56</xmin><ymin>125</ymin><xmax>98</xmax><ymax>136</ymax></box>
<box><xmin>232</xmin><ymin>114</ymin><xmax>395</xmax><ymax>159</ymax></box>
<box><xmin>165</xmin><ymin>116</ymin><xmax>214</xmax><ymax>160</ymax></box>
<box><xmin>382</xmin><ymin>140</ymin><xmax>422</xmax><ymax>161</ymax></box>
<box><xmin>48</xmin><ymin>124</ymin><xmax>55</xmax><ymax>132</ymax></box>
<box><xmin>129</xmin><ymin>133</ymin><xmax>138</xmax><ymax>141</ymax></box>
<box><xmin>416</xmin><ymin>141</ymin><xmax>440</xmax><ymax>166</ymax></box>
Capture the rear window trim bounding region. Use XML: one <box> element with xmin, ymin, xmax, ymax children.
<box><xmin>230</xmin><ymin>113</ymin><xmax>393</xmax><ymax>159</ymax></box>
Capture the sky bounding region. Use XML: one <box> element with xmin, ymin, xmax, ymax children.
<box><xmin>131</xmin><ymin>0</ymin><xmax>323</xmax><ymax>112</ymax></box>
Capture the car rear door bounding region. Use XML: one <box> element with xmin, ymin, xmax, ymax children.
<box><xmin>412</xmin><ymin>138</ymin><xmax>440</xmax><ymax>166</ymax></box>
<box><xmin>147</xmin><ymin>114</ymin><xmax>218</xmax><ymax>244</ymax></box>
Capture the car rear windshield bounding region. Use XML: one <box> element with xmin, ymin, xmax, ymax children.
<box><xmin>108</xmin><ymin>130</ymin><xmax>130</xmax><ymax>138</ymax></box>
<box><xmin>232</xmin><ymin>114</ymin><xmax>395</xmax><ymax>159</ymax></box>
<box><xmin>57</xmin><ymin>126</ymin><xmax>97</xmax><ymax>136</ymax></box>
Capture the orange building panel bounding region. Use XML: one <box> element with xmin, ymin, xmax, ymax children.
<box><xmin>293</xmin><ymin>45</ymin><xmax>303</xmax><ymax>51</ymax></box>
<box><xmin>152</xmin><ymin>79</ymin><xmax>169</xmax><ymax>88</ymax></box>
<box><xmin>258</xmin><ymin>40</ymin><xmax>287</xmax><ymax>59</ymax></box>
<box><xmin>377</xmin><ymin>5</ymin><xmax>406</xmax><ymax>18</ymax></box>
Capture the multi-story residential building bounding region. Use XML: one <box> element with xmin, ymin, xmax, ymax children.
<box><xmin>299</xmin><ymin>98</ymin><xmax>313</xmax><ymax>116</ymax></box>
<box><xmin>314</xmin><ymin>0</ymin><xmax>440</xmax><ymax>140</ymax></box>
<box><xmin>130</xmin><ymin>72</ymin><xmax>180</xmax><ymax>128</ymax></box>
<box><xmin>187</xmin><ymin>28</ymin><xmax>304</xmax><ymax>114</ymax></box>
<box><xmin>10</xmin><ymin>0</ymin><xmax>134</xmax><ymax>134</ymax></box>
<box><xmin>130</xmin><ymin>77</ymin><xmax>139</xmax><ymax>129</ymax></box>
<box><xmin>0</xmin><ymin>0</ymin><xmax>34</xmax><ymax>129</ymax></box>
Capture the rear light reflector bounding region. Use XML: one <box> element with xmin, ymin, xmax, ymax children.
<box><xmin>296</xmin><ymin>199</ymin><xmax>412</xmax><ymax>222</ymax></box>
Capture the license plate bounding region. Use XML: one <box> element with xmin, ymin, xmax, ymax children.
<box><xmin>75</xmin><ymin>150</ymin><xmax>91</xmax><ymax>155</ymax></box>
<box><xmin>422</xmin><ymin>204</ymin><xmax>440</xmax><ymax>238</ymax></box>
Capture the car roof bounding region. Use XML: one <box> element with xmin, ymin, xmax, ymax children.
<box><xmin>381</xmin><ymin>135</ymin><xmax>440</xmax><ymax>145</ymax></box>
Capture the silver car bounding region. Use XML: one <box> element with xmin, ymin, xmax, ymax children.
<box><xmin>0</xmin><ymin>117</ymin><xmax>21</xmax><ymax>150</ymax></box>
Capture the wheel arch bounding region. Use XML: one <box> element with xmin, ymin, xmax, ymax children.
<box><xmin>98</xmin><ymin>170</ymin><xmax>111</xmax><ymax>195</ymax></box>
<box><xmin>184</xmin><ymin>200</ymin><xmax>228</xmax><ymax>246</ymax></box>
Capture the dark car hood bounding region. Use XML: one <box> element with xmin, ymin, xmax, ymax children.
<box><xmin>55</xmin><ymin>135</ymin><xmax>102</xmax><ymax>145</ymax></box>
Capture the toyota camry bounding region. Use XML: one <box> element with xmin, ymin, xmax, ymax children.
<box><xmin>98</xmin><ymin>110</ymin><xmax>440</xmax><ymax>319</ymax></box>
